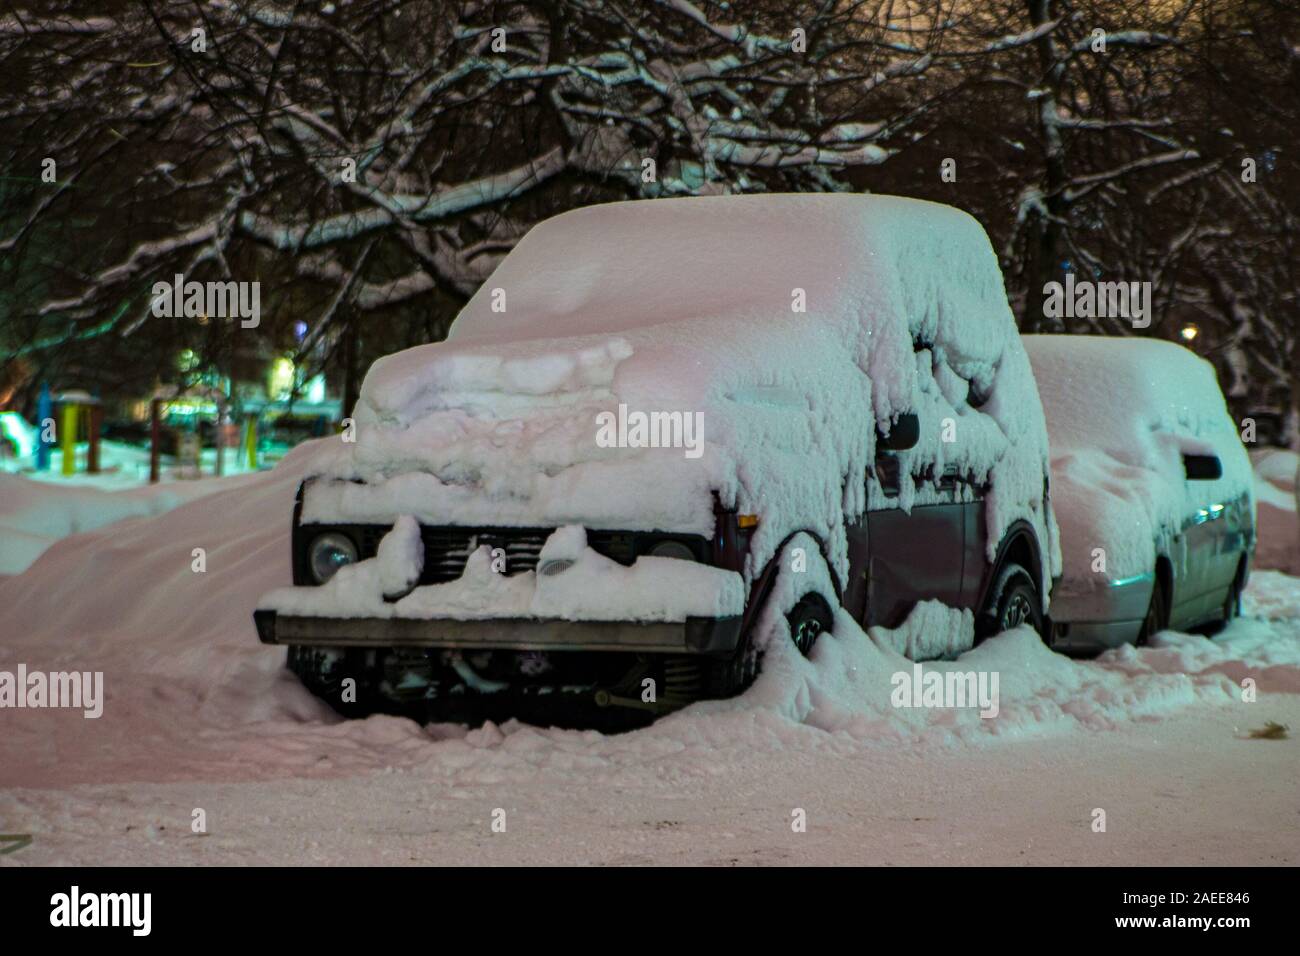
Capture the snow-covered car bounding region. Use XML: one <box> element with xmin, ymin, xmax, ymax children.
<box><xmin>1024</xmin><ymin>336</ymin><xmax>1255</xmax><ymax>651</ymax></box>
<box><xmin>254</xmin><ymin>194</ymin><xmax>1060</xmax><ymax>719</ymax></box>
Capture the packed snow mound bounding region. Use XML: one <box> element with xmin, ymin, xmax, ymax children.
<box><xmin>1252</xmin><ymin>448</ymin><xmax>1299</xmax><ymax>573</ymax></box>
<box><xmin>0</xmin><ymin>471</ymin><xmax>250</xmax><ymax>576</ymax></box>
<box><xmin>868</xmin><ymin>599</ymin><xmax>974</xmax><ymax>660</ymax></box>
<box><xmin>306</xmin><ymin>195</ymin><xmax>1060</xmax><ymax>593</ymax></box>
<box><xmin>1025</xmin><ymin>335</ymin><xmax>1253</xmax><ymax>587</ymax></box>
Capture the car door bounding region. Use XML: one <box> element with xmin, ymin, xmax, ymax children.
<box><xmin>1177</xmin><ymin>452</ymin><xmax>1234</xmax><ymax>624</ymax></box>
<box><xmin>1214</xmin><ymin>491</ymin><xmax>1252</xmax><ymax>588</ymax></box>
<box><xmin>864</xmin><ymin>454</ymin><xmax>966</xmax><ymax>629</ymax></box>
<box><xmin>957</xmin><ymin>468</ymin><xmax>990</xmax><ymax>609</ymax></box>
<box><xmin>1173</xmin><ymin>508</ymin><xmax>1218</xmax><ymax>626</ymax></box>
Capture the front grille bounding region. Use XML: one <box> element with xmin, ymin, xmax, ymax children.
<box><xmin>358</xmin><ymin>526</ymin><xmax>551</xmax><ymax>583</ymax></box>
<box><xmin>350</xmin><ymin>525</ymin><xmax>705</xmax><ymax>584</ymax></box>
<box><xmin>432</xmin><ymin>527</ymin><xmax>550</xmax><ymax>581</ymax></box>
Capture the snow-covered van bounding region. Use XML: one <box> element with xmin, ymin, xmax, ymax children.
<box><xmin>1024</xmin><ymin>336</ymin><xmax>1255</xmax><ymax>650</ymax></box>
<box><xmin>255</xmin><ymin>194</ymin><xmax>1061</xmax><ymax>719</ymax></box>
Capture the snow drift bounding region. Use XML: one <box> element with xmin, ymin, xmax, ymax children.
<box><xmin>0</xmin><ymin>470</ymin><xmax>250</xmax><ymax>576</ymax></box>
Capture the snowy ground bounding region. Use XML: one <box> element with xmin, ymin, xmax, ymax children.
<box><xmin>0</xmin><ymin>439</ymin><xmax>262</xmax><ymax>575</ymax></box>
<box><xmin>1</xmin><ymin>447</ymin><xmax>1298</xmax><ymax>865</ymax></box>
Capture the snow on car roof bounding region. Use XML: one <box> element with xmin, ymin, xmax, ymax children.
<box><xmin>1024</xmin><ymin>335</ymin><xmax>1239</xmax><ymax>455</ymax></box>
<box><xmin>366</xmin><ymin>194</ymin><xmax>1017</xmax><ymax>430</ymax></box>
<box><xmin>451</xmin><ymin>193</ymin><xmax>1006</xmax><ymax>349</ymax></box>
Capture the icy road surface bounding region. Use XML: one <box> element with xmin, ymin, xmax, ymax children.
<box><xmin>1</xmin><ymin>455</ymin><xmax>1297</xmax><ymax>865</ymax></box>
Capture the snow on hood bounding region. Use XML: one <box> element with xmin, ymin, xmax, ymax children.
<box><xmin>305</xmin><ymin>194</ymin><xmax>1060</xmax><ymax>588</ymax></box>
<box><xmin>1025</xmin><ymin>335</ymin><xmax>1254</xmax><ymax>589</ymax></box>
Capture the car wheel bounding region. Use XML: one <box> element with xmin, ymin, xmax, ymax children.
<box><xmin>708</xmin><ymin>591</ymin><xmax>833</xmax><ymax>698</ymax></box>
<box><xmin>787</xmin><ymin>593</ymin><xmax>834</xmax><ymax>657</ymax></box>
<box><xmin>977</xmin><ymin>562</ymin><xmax>1044</xmax><ymax>642</ymax></box>
<box><xmin>706</xmin><ymin>630</ymin><xmax>759</xmax><ymax>698</ymax></box>
<box><xmin>1137</xmin><ymin>578</ymin><xmax>1166</xmax><ymax>646</ymax></box>
<box><xmin>1222</xmin><ymin>566</ymin><xmax>1244</xmax><ymax>623</ymax></box>
<box><xmin>287</xmin><ymin>645</ymin><xmax>374</xmax><ymax>716</ymax></box>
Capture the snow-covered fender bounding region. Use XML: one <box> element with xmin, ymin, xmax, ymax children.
<box><xmin>975</xmin><ymin>518</ymin><xmax>1048</xmax><ymax>619</ymax></box>
<box><xmin>740</xmin><ymin>530</ymin><xmax>844</xmax><ymax>641</ymax></box>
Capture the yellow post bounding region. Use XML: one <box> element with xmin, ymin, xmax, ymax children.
<box><xmin>245</xmin><ymin>416</ymin><xmax>258</xmax><ymax>470</ymax></box>
<box><xmin>60</xmin><ymin>403</ymin><xmax>78</xmax><ymax>475</ymax></box>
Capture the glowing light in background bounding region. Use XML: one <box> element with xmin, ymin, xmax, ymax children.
<box><xmin>268</xmin><ymin>356</ymin><xmax>295</xmax><ymax>400</ymax></box>
<box><xmin>0</xmin><ymin>411</ymin><xmax>35</xmax><ymax>458</ymax></box>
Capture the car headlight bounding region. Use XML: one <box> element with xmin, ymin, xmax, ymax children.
<box><xmin>649</xmin><ymin>540</ymin><xmax>695</xmax><ymax>561</ymax></box>
<box><xmin>538</xmin><ymin>558</ymin><xmax>576</xmax><ymax>577</ymax></box>
<box><xmin>309</xmin><ymin>532</ymin><xmax>358</xmax><ymax>583</ymax></box>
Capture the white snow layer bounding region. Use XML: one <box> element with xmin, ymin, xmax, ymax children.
<box><xmin>1025</xmin><ymin>335</ymin><xmax>1254</xmax><ymax>591</ymax></box>
<box><xmin>0</xmin><ymin>470</ymin><xmax>250</xmax><ymax>576</ymax></box>
<box><xmin>870</xmin><ymin>599</ymin><xmax>975</xmax><ymax>660</ymax></box>
<box><xmin>297</xmin><ymin>194</ymin><xmax>1061</xmax><ymax>606</ymax></box>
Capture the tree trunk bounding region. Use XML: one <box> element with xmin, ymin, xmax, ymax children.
<box><xmin>1022</xmin><ymin>0</ymin><xmax>1070</xmax><ymax>333</ymax></box>
<box><xmin>341</xmin><ymin>314</ymin><xmax>360</xmax><ymax>423</ymax></box>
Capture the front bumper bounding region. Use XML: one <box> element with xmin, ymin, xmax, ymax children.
<box><xmin>1049</xmin><ymin>572</ymin><xmax>1154</xmax><ymax>651</ymax></box>
<box><xmin>254</xmin><ymin>609</ymin><xmax>743</xmax><ymax>656</ymax></box>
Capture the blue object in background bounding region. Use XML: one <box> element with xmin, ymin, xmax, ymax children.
<box><xmin>35</xmin><ymin>382</ymin><xmax>52</xmax><ymax>471</ymax></box>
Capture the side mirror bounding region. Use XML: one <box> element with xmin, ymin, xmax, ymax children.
<box><xmin>1183</xmin><ymin>453</ymin><xmax>1222</xmax><ymax>481</ymax></box>
<box><xmin>878</xmin><ymin>412</ymin><xmax>920</xmax><ymax>452</ymax></box>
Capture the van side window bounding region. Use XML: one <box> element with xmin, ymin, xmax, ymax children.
<box><xmin>909</xmin><ymin>463</ymin><xmax>962</xmax><ymax>503</ymax></box>
<box><xmin>954</xmin><ymin>467</ymin><xmax>989</xmax><ymax>501</ymax></box>
<box><xmin>874</xmin><ymin>454</ymin><xmax>901</xmax><ymax>498</ymax></box>
<box><xmin>936</xmin><ymin>464</ymin><xmax>961</xmax><ymax>500</ymax></box>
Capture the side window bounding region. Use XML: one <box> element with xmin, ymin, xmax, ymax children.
<box><xmin>936</xmin><ymin>464</ymin><xmax>961</xmax><ymax>501</ymax></box>
<box><xmin>874</xmin><ymin>453</ymin><xmax>901</xmax><ymax>498</ymax></box>
<box><xmin>909</xmin><ymin>462</ymin><xmax>962</xmax><ymax>503</ymax></box>
<box><xmin>872</xmin><ymin>411</ymin><xmax>919</xmax><ymax>500</ymax></box>
<box><xmin>872</xmin><ymin>461</ymin><xmax>964</xmax><ymax>502</ymax></box>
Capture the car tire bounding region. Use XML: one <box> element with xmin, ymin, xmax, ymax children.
<box><xmin>707</xmin><ymin>591</ymin><xmax>833</xmax><ymax>698</ymax></box>
<box><xmin>706</xmin><ymin>630</ymin><xmax>759</xmax><ymax>698</ymax></box>
<box><xmin>787</xmin><ymin>593</ymin><xmax>834</xmax><ymax>657</ymax></box>
<box><xmin>1137</xmin><ymin>578</ymin><xmax>1167</xmax><ymax>646</ymax></box>
<box><xmin>977</xmin><ymin>562</ymin><xmax>1044</xmax><ymax>642</ymax></box>
<box><xmin>287</xmin><ymin>645</ymin><xmax>374</xmax><ymax>716</ymax></box>
<box><xmin>1222</xmin><ymin>564</ymin><xmax>1244</xmax><ymax>623</ymax></box>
